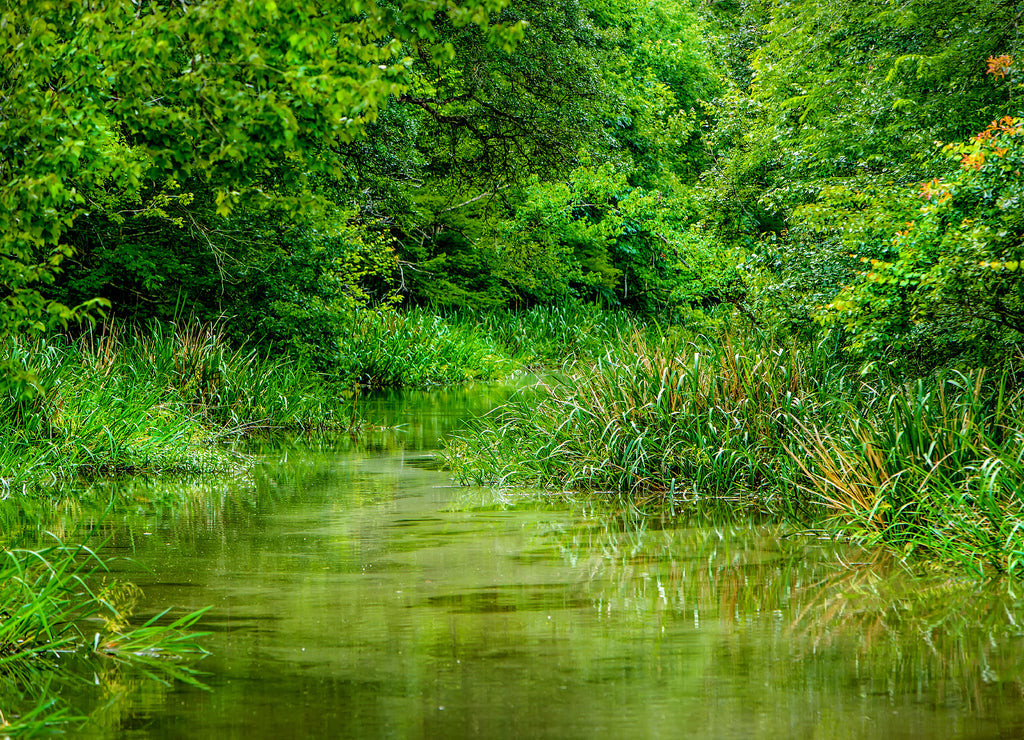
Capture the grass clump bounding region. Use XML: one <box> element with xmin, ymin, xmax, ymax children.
<box><xmin>446</xmin><ymin>330</ymin><xmax>845</xmax><ymax>508</ymax></box>
<box><xmin>0</xmin><ymin>322</ymin><xmax>358</xmax><ymax>486</ymax></box>
<box><xmin>334</xmin><ymin>307</ymin><xmax>511</xmax><ymax>388</ymax></box>
<box><xmin>446</xmin><ymin>328</ymin><xmax>1024</xmax><ymax>576</ymax></box>
<box><xmin>325</xmin><ymin>304</ymin><xmax>646</xmax><ymax>387</ymax></box>
<box><xmin>469</xmin><ymin>304</ymin><xmax>646</xmax><ymax>369</ymax></box>
<box><xmin>0</xmin><ymin>537</ymin><xmax>208</xmax><ymax>735</ymax></box>
<box><xmin>792</xmin><ymin>370</ymin><xmax>1024</xmax><ymax>576</ymax></box>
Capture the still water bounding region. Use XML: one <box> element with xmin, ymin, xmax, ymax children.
<box><xmin>22</xmin><ymin>384</ymin><xmax>1024</xmax><ymax>737</ymax></box>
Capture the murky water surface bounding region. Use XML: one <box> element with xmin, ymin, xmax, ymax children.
<box><xmin>13</xmin><ymin>383</ymin><xmax>1024</xmax><ymax>738</ymax></box>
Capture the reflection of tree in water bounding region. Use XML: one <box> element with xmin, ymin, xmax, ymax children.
<box><xmin>544</xmin><ymin>506</ymin><xmax>1024</xmax><ymax>714</ymax></box>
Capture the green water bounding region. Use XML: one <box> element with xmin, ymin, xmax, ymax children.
<box><xmin>11</xmin><ymin>382</ymin><xmax>1024</xmax><ymax>738</ymax></box>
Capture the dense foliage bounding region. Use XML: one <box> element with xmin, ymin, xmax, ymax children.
<box><xmin>703</xmin><ymin>0</ymin><xmax>1024</xmax><ymax>363</ymax></box>
<box><xmin>2</xmin><ymin>0</ymin><xmax>527</xmax><ymax>390</ymax></box>
<box><xmin>4</xmin><ymin>0</ymin><xmax>1022</xmax><ymax>378</ymax></box>
<box><xmin>4</xmin><ymin>0</ymin><xmax>724</xmax><ymax>390</ymax></box>
<box><xmin>11</xmin><ymin>3</ymin><xmax>1024</xmax><ymax>731</ymax></box>
<box><xmin>5</xmin><ymin>0</ymin><xmax>1024</xmax><ymax>567</ymax></box>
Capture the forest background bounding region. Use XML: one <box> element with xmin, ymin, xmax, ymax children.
<box><xmin>4</xmin><ymin>0</ymin><xmax>1024</xmax><ymax>574</ymax></box>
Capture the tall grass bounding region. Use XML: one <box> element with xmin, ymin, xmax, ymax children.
<box><xmin>445</xmin><ymin>328</ymin><xmax>1024</xmax><ymax>575</ymax></box>
<box><xmin>1</xmin><ymin>306</ymin><xmax>641</xmax><ymax>485</ymax></box>
<box><xmin>447</xmin><ymin>330</ymin><xmax>846</xmax><ymax>507</ymax></box>
<box><xmin>791</xmin><ymin>370</ymin><xmax>1024</xmax><ymax>576</ymax></box>
<box><xmin>0</xmin><ymin>537</ymin><xmax>208</xmax><ymax>734</ymax></box>
<box><xmin>336</xmin><ymin>308</ymin><xmax>510</xmax><ymax>388</ymax></box>
<box><xmin>0</xmin><ymin>322</ymin><xmax>357</xmax><ymax>485</ymax></box>
<box><xmin>468</xmin><ymin>304</ymin><xmax>646</xmax><ymax>368</ymax></box>
<box><xmin>332</xmin><ymin>304</ymin><xmax>645</xmax><ymax>388</ymax></box>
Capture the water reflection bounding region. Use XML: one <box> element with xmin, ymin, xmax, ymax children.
<box><xmin>550</xmin><ymin>508</ymin><xmax>1024</xmax><ymax>720</ymax></box>
<box><xmin>2</xmin><ymin>381</ymin><xmax>1023</xmax><ymax>738</ymax></box>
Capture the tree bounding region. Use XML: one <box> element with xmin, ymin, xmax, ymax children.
<box><xmin>701</xmin><ymin>0</ymin><xmax>1024</xmax><ymax>339</ymax></box>
<box><xmin>1</xmin><ymin>0</ymin><xmax>522</xmax><ymax>394</ymax></box>
<box><xmin>823</xmin><ymin>111</ymin><xmax>1024</xmax><ymax>364</ymax></box>
<box><xmin>382</xmin><ymin>0</ymin><xmax>722</xmax><ymax>311</ymax></box>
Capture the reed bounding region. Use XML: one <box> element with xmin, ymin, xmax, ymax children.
<box><xmin>331</xmin><ymin>304</ymin><xmax>643</xmax><ymax>387</ymax></box>
<box><xmin>790</xmin><ymin>369</ymin><xmax>1024</xmax><ymax>576</ymax></box>
<box><xmin>0</xmin><ymin>537</ymin><xmax>208</xmax><ymax>733</ymax></box>
<box><xmin>446</xmin><ymin>328</ymin><xmax>1024</xmax><ymax>575</ymax></box>
<box><xmin>467</xmin><ymin>303</ymin><xmax>645</xmax><ymax>368</ymax></box>
<box><xmin>447</xmin><ymin>330</ymin><xmax>847</xmax><ymax>507</ymax></box>
<box><xmin>0</xmin><ymin>322</ymin><xmax>356</xmax><ymax>485</ymax></box>
<box><xmin>336</xmin><ymin>307</ymin><xmax>509</xmax><ymax>388</ymax></box>
<box><xmin>0</xmin><ymin>306</ymin><xmax>639</xmax><ymax>485</ymax></box>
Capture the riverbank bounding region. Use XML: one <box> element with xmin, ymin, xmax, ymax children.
<box><xmin>11</xmin><ymin>306</ymin><xmax>1024</xmax><ymax>578</ymax></box>
<box><xmin>1</xmin><ymin>323</ymin><xmax>352</xmax><ymax>488</ymax></box>
<box><xmin>0</xmin><ymin>305</ymin><xmax>642</xmax><ymax>733</ymax></box>
<box><xmin>0</xmin><ymin>306</ymin><xmax>642</xmax><ymax>489</ymax></box>
<box><xmin>445</xmin><ymin>328</ymin><xmax>1024</xmax><ymax>577</ymax></box>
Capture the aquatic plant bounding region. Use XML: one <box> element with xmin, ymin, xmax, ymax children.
<box><xmin>0</xmin><ymin>323</ymin><xmax>357</xmax><ymax>484</ymax></box>
<box><xmin>791</xmin><ymin>368</ymin><xmax>1024</xmax><ymax>576</ymax></box>
<box><xmin>0</xmin><ymin>305</ymin><xmax>642</xmax><ymax>486</ymax></box>
<box><xmin>326</xmin><ymin>304</ymin><xmax>645</xmax><ymax>388</ymax></box>
<box><xmin>333</xmin><ymin>307</ymin><xmax>510</xmax><ymax>388</ymax></box>
<box><xmin>0</xmin><ymin>538</ymin><xmax>208</xmax><ymax>734</ymax></box>
<box><xmin>446</xmin><ymin>330</ymin><xmax>846</xmax><ymax>509</ymax></box>
<box><xmin>467</xmin><ymin>303</ymin><xmax>647</xmax><ymax>369</ymax></box>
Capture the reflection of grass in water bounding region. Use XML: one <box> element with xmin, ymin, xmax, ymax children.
<box><xmin>541</xmin><ymin>506</ymin><xmax>1024</xmax><ymax>713</ymax></box>
<box><xmin>0</xmin><ymin>426</ymin><xmax>412</xmax><ymax>716</ymax></box>
<box><xmin>0</xmin><ymin>442</ymin><xmax>404</xmax><ymax>550</ymax></box>
<box><xmin>1</xmin><ymin>636</ymin><xmax>208</xmax><ymax>736</ymax></box>
<box><xmin>0</xmin><ymin>473</ymin><xmax>258</xmax><ymax>546</ymax></box>
<box><xmin>245</xmin><ymin>427</ymin><xmax>432</xmax><ymax>456</ymax></box>
<box><xmin>0</xmin><ymin>440</ymin><xmax>416</xmax><ymax>733</ymax></box>
<box><xmin>786</xmin><ymin>561</ymin><xmax>1024</xmax><ymax>710</ymax></box>
<box><xmin>0</xmin><ymin>537</ymin><xmax>208</xmax><ymax>735</ymax></box>
<box><xmin>455</xmin><ymin>476</ymin><xmax>1024</xmax><ymax>707</ymax></box>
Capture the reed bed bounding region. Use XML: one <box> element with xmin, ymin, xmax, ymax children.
<box><xmin>447</xmin><ymin>331</ymin><xmax>846</xmax><ymax>506</ymax></box>
<box><xmin>792</xmin><ymin>370</ymin><xmax>1024</xmax><ymax>576</ymax></box>
<box><xmin>332</xmin><ymin>304</ymin><xmax>645</xmax><ymax>387</ymax></box>
<box><xmin>336</xmin><ymin>308</ymin><xmax>509</xmax><ymax>388</ymax></box>
<box><xmin>0</xmin><ymin>306</ymin><xmax>642</xmax><ymax>485</ymax></box>
<box><xmin>467</xmin><ymin>304</ymin><xmax>646</xmax><ymax>368</ymax></box>
<box><xmin>446</xmin><ymin>329</ymin><xmax>1024</xmax><ymax>575</ymax></box>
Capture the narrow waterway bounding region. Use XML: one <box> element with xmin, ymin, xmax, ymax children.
<box><xmin>21</xmin><ymin>383</ymin><xmax>1024</xmax><ymax>738</ymax></box>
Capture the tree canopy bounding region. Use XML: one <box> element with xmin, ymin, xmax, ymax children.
<box><xmin>5</xmin><ymin>0</ymin><xmax>1024</xmax><ymax>386</ymax></box>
